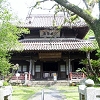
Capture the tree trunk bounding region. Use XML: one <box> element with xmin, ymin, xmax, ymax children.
<box><xmin>86</xmin><ymin>52</ymin><xmax>96</xmax><ymax>76</ymax></box>
<box><xmin>90</xmin><ymin>19</ymin><xmax>100</xmax><ymax>48</ymax></box>
<box><xmin>86</xmin><ymin>65</ymin><xmax>89</xmax><ymax>76</ymax></box>
<box><xmin>86</xmin><ymin>52</ymin><xmax>99</xmax><ymax>81</ymax></box>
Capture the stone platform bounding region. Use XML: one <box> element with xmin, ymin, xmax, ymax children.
<box><xmin>28</xmin><ymin>80</ymin><xmax>70</xmax><ymax>86</ymax></box>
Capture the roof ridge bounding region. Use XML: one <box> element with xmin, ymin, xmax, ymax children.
<box><xmin>28</xmin><ymin>14</ymin><xmax>66</xmax><ymax>17</ymax></box>
<box><xmin>19</xmin><ymin>38</ymin><xmax>90</xmax><ymax>43</ymax></box>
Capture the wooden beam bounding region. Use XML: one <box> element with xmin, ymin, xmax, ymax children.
<box><xmin>39</xmin><ymin>52</ymin><xmax>61</xmax><ymax>59</ymax></box>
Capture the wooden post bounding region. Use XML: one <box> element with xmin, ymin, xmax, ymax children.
<box><xmin>25</xmin><ymin>72</ymin><xmax>28</xmax><ymax>85</ymax></box>
<box><xmin>65</xmin><ymin>59</ymin><xmax>68</xmax><ymax>75</ymax></box>
<box><xmin>70</xmin><ymin>72</ymin><xmax>72</xmax><ymax>80</ymax></box>
<box><xmin>68</xmin><ymin>58</ymin><xmax>71</xmax><ymax>80</ymax></box>
<box><xmin>29</xmin><ymin>59</ymin><xmax>32</xmax><ymax>80</ymax></box>
<box><xmin>32</xmin><ymin>61</ymin><xmax>35</xmax><ymax>76</ymax></box>
<box><xmin>68</xmin><ymin>58</ymin><xmax>71</xmax><ymax>73</ymax></box>
<box><xmin>83</xmin><ymin>73</ymin><xmax>85</xmax><ymax>78</ymax></box>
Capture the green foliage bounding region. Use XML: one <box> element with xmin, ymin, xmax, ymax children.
<box><xmin>70</xmin><ymin>14</ymin><xmax>78</xmax><ymax>22</ymax></box>
<box><xmin>96</xmin><ymin>49</ymin><xmax>100</xmax><ymax>57</ymax></box>
<box><xmin>80</xmin><ymin>46</ymin><xmax>95</xmax><ymax>52</ymax></box>
<box><xmin>0</xmin><ymin>57</ymin><xmax>11</xmax><ymax>75</ymax></box>
<box><xmin>84</xmin><ymin>29</ymin><xmax>95</xmax><ymax>40</ymax></box>
<box><xmin>80</xmin><ymin>58</ymin><xmax>100</xmax><ymax>68</ymax></box>
<box><xmin>3</xmin><ymin>81</ymin><xmax>9</xmax><ymax>86</ymax></box>
<box><xmin>91</xmin><ymin>59</ymin><xmax>100</xmax><ymax>67</ymax></box>
<box><xmin>79</xmin><ymin>49</ymin><xmax>100</xmax><ymax>82</ymax></box>
<box><xmin>0</xmin><ymin>1</ymin><xmax>29</xmax><ymax>76</ymax></box>
<box><xmin>80</xmin><ymin>59</ymin><xmax>88</xmax><ymax>65</ymax></box>
<box><xmin>76</xmin><ymin>67</ymin><xmax>86</xmax><ymax>74</ymax></box>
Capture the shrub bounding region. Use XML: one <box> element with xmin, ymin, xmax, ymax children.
<box><xmin>3</xmin><ymin>81</ymin><xmax>9</xmax><ymax>86</ymax></box>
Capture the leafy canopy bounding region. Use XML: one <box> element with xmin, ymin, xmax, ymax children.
<box><xmin>0</xmin><ymin>0</ymin><xmax>29</xmax><ymax>75</ymax></box>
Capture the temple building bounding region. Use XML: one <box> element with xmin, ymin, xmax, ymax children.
<box><xmin>11</xmin><ymin>14</ymin><xmax>94</xmax><ymax>81</ymax></box>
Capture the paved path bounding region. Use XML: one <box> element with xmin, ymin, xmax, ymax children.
<box><xmin>28</xmin><ymin>88</ymin><xmax>66</xmax><ymax>100</ymax></box>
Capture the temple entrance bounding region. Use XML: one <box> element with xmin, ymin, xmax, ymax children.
<box><xmin>43</xmin><ymin>62</ymin><xmax>58</xmax><ymax>80</ymax></box>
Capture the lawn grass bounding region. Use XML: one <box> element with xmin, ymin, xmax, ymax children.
<box><xmin>12</xmin><ymin>86</ymin><xmax>44</xmax><ymax>100</ymax></box>
<box><xmin>12</xmin><ymin>84</ymin><xmax>100</xmax><ymax>100</ymax></box>
<box><xmin>56</xmin><ymin>86</ymin><xmax>79</xmax><ymax>100</ymax></box>
<box><xmin>12</xmin><ymin>85</ymin><xmax>79</xmax><ymax>100</ymax></box>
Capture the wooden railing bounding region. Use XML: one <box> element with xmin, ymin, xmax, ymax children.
<box><xmin>11</xmin><ymin>73</ymin><xmax>32</xmax><ymax>80</ymax></box>
<box><xmin>69</xmin><ymin>72</ymin><xmax>85</xmax><ymax>82</ymax></box>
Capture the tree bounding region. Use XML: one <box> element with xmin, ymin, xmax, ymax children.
<box><xmin>0</xmin><ymin>0</ymin><xmax>29</xmax><ymax>78</ymax></box>
<box><xmin>33</xmin><ymin>0</ymin><xmax>100</xmax><ymax>47</ymax></box>
<box><xmin>78</xmin><ymin>48</ymin><xmax>100</xmax><ymax>82</ymax></box>
<box><xmin>79</xmin><ymin>46</ymin><xmax>99</xmax><ymax>82</ymax></box>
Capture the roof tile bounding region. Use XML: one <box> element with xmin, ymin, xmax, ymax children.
<box><xmin>21</xmin><ymin>14</ymin><xmax>87</xmax><ymax>28</ymax></box>
<box><xmin>15</xmin><ymin>38</ymin><xmax>95</xmax><ymax>51</ymax></box>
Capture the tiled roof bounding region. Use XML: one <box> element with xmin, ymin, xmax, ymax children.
<box><xmin>21</xmin><ymin>14</ymin><xmax>87</xmax><ymax>28</ymax></box>
<box><xmin>16</xmin><ymin>38</ymin><xmax>95</xmax><ymax>51</ymax></box>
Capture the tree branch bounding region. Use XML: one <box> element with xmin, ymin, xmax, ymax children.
<box><xmin>37</xmin><ymin>4</ymin><xmax>58</xmax><ymax>10</ymax></box>
<box><xmin>33</xmin><ymin>0</ymin><xmax>48</xmax><ymax>8</ymax></box>
<box><xmin>99</xmin><ymin>0</ymin><xmax>100</xmax><ymax>19</ymax></box>
<box><xmin>54</xmin><ymin>0</ymin><xmax>96</xmax><ymax>25</ymax></box>
<box><xmin>82</xmin><ymin>0</ymin><xmax>89</xmax><ymax>9</ymax></box>
<box><xmin>28</xmin><ymin>0</ymin><xmax>48</xmax><ymax>17</ymax></box>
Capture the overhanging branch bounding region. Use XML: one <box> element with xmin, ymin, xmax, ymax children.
<box><xmin>99</xmin><ymin>0</ymin><xmax>100</xmax><ymax>19</ymax></box>
<box><xmin>54</xmin><ymin>0</ymin><xmax>96</xmax><ymax>25</ymax></box>
<box><xmin>82</xmin><ymin>0</ymin><xmax>89</xmax><ymax>9</ymax></box>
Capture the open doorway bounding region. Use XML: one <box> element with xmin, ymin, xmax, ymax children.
<box><xmin>43</xmin><ymin>62</ymin><xmax>58</xmax><ymax>71</ymax></box>
<box><xmin>43</xmin><ymin>62</ymin><xmax>58</xmax><ymax>79</ymax></box>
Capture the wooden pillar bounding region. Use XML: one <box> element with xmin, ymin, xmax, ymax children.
<box><xmin>41</xmin><ymin>62</ymin><xmax>43</xmax><ymax>79</ymax></box>
<box><xmin>25</xmin><ymin>72</ymin><xmax>28</xmax><ymax>85</ymax></box>
<box><xmin>68</xmin><ymin>58</ymin><xmax>72</xmax><ymax>80</ymax></box>
<box><xmin>29</xmin><ymin>59</ymin><xmax>32</xmax><ymax>80</ymax></box>
<box><xmin>65</xmin><ymin>59</ymin><xmax>68</xmax><ymax>75</ymax></box>
<box><xmin>68</xmin><ymin>58</ymin><xmax>71</xmax><ymax>73</ymax></box>
<box><xmin>32</xmin><ymin>61</ymin><xmax>35</xmax><ymax>76</ymax></box>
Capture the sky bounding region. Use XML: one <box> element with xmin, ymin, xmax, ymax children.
<box><xmin>8</xmin><ymin>0</ymin><xmax>33</xmax><ymax>20</ymax></box>
<box><xmin>7</xmin><ymin>0</ymin><xmax>98</xmax><ymax>21</ymax></box>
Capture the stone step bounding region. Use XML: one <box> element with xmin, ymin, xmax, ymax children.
<box><xmin>28</xmin><ymin>80</ymin><xmax>70</xmax><ymax>86</ymax></box>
